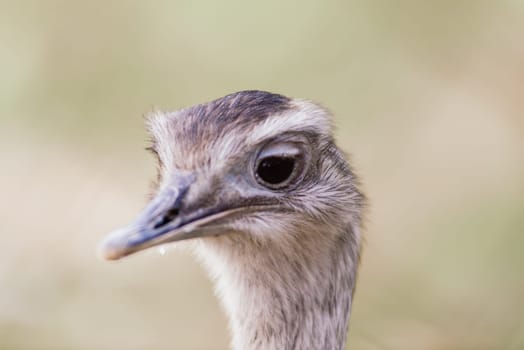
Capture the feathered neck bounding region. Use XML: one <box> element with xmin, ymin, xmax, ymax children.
<box><xmin>196</xmin><ymin>224</ymin><xmax>360</xmax><ymax>350</ymax></box>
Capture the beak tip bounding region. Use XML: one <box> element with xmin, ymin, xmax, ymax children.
<box><xmin>97</xmin><ymin>242</ymin><xmax>120</xmax><ymax>261</ymax></box>
<box><xmin>97</xmin><ymin>231</ymin><xmax>129</xmax><ymax>261</ymax></box>
<box><xmin>97</xmin><ymin>249</ymin><xmax>120</xmax><ymax>261</ymax></box>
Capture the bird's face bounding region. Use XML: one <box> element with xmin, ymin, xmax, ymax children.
<box><xmin>99</xmin><ymin>91</ymin><xmax>363</xmax><ymax>260</ymax></box>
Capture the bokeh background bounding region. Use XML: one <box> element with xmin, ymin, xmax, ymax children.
<box><xmin>1</xmin><ymin>1</ymin><xmax>523</xmax><ymax>349</ymax></box>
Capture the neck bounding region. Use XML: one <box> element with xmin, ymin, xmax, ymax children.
<box><xmin>196</xmin><ymin>225</ymin><xmax>360</xmax><ymax>350</ymax></box>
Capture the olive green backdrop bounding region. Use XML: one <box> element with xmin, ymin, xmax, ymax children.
<box><xmin>1</xmin><ymin>1</ymin><xmax>523</xmax><ymax>349</ymax></box>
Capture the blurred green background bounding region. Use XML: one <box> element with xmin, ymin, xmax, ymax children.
<box><xmin>1</xmin><ymin>1</ymin><xmax>523</xmax><ymax>349</ymax></box>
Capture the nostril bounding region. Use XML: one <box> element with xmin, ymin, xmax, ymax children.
<box><xmin>153</xmin><ymin>208</ymin><xmax>180</xmax><ymax>229</ymax></box>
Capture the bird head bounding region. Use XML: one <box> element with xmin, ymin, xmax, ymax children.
<box><xmin>99</xmin><ymin>91</ymin><xmax>364</xmax><ymax>260</ymax></box>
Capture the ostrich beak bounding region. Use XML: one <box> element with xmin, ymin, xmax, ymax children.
<box><xmin>98</xmin><ymin>182</ymin><xmax>238</xmax><ymax>261</ymax></box>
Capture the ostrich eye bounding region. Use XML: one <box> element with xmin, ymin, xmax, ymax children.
<box><xmin>256</xmin><ymin>157</ymin><xmax>296</xmax><ymax>187</ymax></box>
<box><xmin>254</xmin><ymin>140</ymin><xmax>308</xmax><ymax>190</ymax></box>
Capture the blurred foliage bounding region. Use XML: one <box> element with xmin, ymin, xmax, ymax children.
<box><xmin>1</xmin><ymin>1</ymin><xmax>523</xmax><ymax>349</ymax></box>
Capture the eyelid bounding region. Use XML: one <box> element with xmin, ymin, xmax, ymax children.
<box><xmin>258</xmin><ymin>142</ymin><xmax>302</xmax><ymax>159</ymax></box>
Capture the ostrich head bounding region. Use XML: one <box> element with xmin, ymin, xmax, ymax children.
<box><xmin>99</xmin><ymin>90</ymin><xmax>365</xmax><ymax>350</ymax></box>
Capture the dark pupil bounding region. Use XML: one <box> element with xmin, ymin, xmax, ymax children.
<box><xmin>257</xmin><ymin>157</ymin><xmax>295</xmax><ymax>186</ymax></box>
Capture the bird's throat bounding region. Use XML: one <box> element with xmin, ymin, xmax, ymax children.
<box><xmin>196</xmin><ymin>227</ymin><xmax>360</xmax><ymax>350</ymax></box>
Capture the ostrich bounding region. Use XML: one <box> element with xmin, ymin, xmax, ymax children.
<box><xmin>99</xmin><ymin>90</ymin><xmax>365</xmax><ymax>350</ymax></box>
